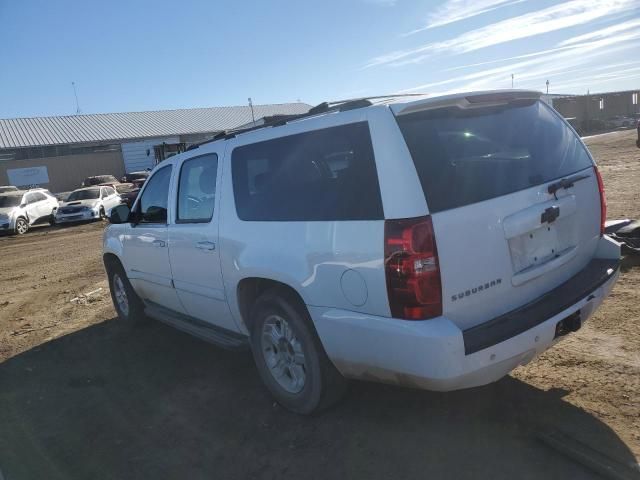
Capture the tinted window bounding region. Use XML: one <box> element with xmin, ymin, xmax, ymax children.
<box><xmin>232</xmin><ymin>122</ymin><xmax>383</xmax><ymax>221</ymax></box>
<box><xmin>0</xmin><ymin>196</ymin><xmax>21</xmax><ymax>207</ymax></box>
<box><xmin>31</xmin><ymin>192</ymin><xmax>47</xmax><ymax>202</ymax></box>
<box><xmin>138</xmin><ymin>166</ymin><xmax>172</xmax><ymax>223</ymax></box>
<box><xmin>177</xmin><ymin>154</ymin><xmax>218</xmax><ymax>223</ymax></box>
<box><xmin>67</xmin><ymin>189</ymin><xmax>100</xmax><ymax>201</ymax></box>
<box><xmin>396</xmin><ymin>100</ymin><xmax>593</xmax><ymax>213</ymax></box>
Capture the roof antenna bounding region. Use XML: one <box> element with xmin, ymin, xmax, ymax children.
<box><xmin>72</xmin><ymin>81</ymin><xmax>81</xmax><ymax>115</ymax></box>
<box><xmin>248</xmin><ymin>97</ymin><xmax>256</xmax><ymax>126</ymax></box>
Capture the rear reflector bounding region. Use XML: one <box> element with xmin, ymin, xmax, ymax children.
<box><xmin>594</xmin><ymin>166</ymin><xmax>606</xmax><ymax>237</ymax></box>
<box><xmin>384</xmin><ymin>216</ymin><xmax>442</xmax><ymax>320</ymax></box>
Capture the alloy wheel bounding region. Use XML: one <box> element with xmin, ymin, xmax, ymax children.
<box><xmin>260</xmin><ymin>314</ymin><xmax>307</xmax><ymax>393</ymax></box>
<box><xmin>113</xmin><ymin>273</ymin><xmax>130</xmax><ymax>317</ymax></box>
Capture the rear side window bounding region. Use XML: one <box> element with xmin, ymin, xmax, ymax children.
<box><xmin>231</xmin><ymin>122</ymin><xmax>383</xmax><ymax>221</ymax></box>
<box><xmin>396</xmin><ymin>100</ymin><xmax>593</xmax><ymax>213</ymax></box>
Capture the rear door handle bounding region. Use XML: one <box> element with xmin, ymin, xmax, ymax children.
<box><xmin>196</xmin><ymin>241</ymin><xmax>216</xmax><ymax>251</ymax></box>
<box><xmin>152</xmin><ymin>239</ymin><xmax>166</xmax><ymax>248</ymax></box>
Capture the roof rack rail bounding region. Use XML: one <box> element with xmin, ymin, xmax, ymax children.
<box><xmin>186</xmin><ymin>94</ymin><xmax>424</xmax><ymax>151</ymax></box>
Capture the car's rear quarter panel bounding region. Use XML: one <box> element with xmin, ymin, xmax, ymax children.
<box><xmin>218</xmin><ymin>108</ymin><xmax>398</xmax><ymax>333</ymax></box>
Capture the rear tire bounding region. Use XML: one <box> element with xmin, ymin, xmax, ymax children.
<box><xmin>106</xmin><ymin>261</ymin><xmax>146</xmax><ymax>324</ymax></box>
<box><xmin>49</xmin><ymin>210</ymin><xmax>57</xmax><ymax>226</ymax></box>
<box><xmin>14</xmin><ymin>217</ymin><xmax>29</xmax><ymax>235</ymax></box>
<box><xmin>99</xmin><ymin>207</ymin><xmax>106</xmax><ymax>221</ymax></box>
<box><xmin>249</xmin><ymin>289</ymin><xmax>347</xmax><ymax>414</ymax></box>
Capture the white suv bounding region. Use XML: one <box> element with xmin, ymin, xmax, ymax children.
<box><xmin>104</xmin><ymin>90</ymin><xmax>620</xmax><ymax>414</ymax></box>
<box><xmin>0</xmin><ymin>188</ymin><xmax>59</xmax><ymax>235</ymax></box>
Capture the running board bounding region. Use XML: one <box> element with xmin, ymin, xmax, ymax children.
<box><xmin>144</xmin><ymin>302</ymin><xmax>249</xmax><ymax>350</ymax></box>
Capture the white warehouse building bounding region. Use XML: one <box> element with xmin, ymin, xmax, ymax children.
<box><xmin>0</xmin><ymin>102</ymin><xmax>310</xmax><ymax>192</ymax></box>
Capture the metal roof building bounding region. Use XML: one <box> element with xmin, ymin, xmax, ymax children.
<box><xmin>0</xmin><ymin>102</ymin><xmax>311</xmax><ymax>192</ymax></box>
<box><xmin>0</xmin><ymin>103</ymin><xmax>311</xmax><ymax>149</ymax></box>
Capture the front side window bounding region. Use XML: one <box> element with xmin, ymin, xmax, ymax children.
<box><xmin>25</xmin><ymin>193</ymin><xmax>37</xmax><ymax>204</ymax></box>
<box><xmin>31</xmin><ymin>192</ymin><xmax>47</xmax><ymax>202</ymax></box>
<box><xmin>231</xmin><ymin>122</ymin><xmax>383</xmax><ymax>221</ymax></box>
<box><xmin>138</xmin><ymin>166</ymin><xmax>172</xmax><ymax>223</ymax></box>
<box><xmin>177</xmin><ymin>154</ymin><xmax>218</xmax><ymax>223</ymax></box>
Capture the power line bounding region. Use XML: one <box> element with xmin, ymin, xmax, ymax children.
<box><xmin>71</xmin><ymin>82</ymin><xmax>81</xmax><ymax>115</ymax></box>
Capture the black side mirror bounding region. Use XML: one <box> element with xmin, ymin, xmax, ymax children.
<box><xmin>144</xmin><ymin>206</ymin><xmax>167</xmax><ymax>223</ymax></box>
<box><xmin>109</xmin><ymin>204</ymin><xmax>131</xmax><ymax>224</ymax></box>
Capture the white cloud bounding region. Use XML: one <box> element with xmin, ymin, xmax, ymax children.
<box><xmin>365</xmin><ymin>0</ymin><xmax>639</xmax><ymax>68</ymax></box>
<box><xmin>559</xmin><ymin>17</ymin><xmax>640</xmax><ymax>46</ymax></box>
<box><xmin>405</xmin><ymin>0</ymin><xmax>523</xmax><ymax>35</ymax></box>
<box><xmin>398</xmin><ymin>31</ymin><xmax>640</xmax><ymax>95</ymax></box>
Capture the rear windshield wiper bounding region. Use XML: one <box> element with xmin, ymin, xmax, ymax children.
<box><xmin>547</xmin><ymin>173</ymin><xmax>591</xmax><ymax>197</ymax></box>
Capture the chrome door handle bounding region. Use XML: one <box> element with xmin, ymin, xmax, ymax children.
<box><xmin>152</xmin><ymin>239</ymin><xmax>166</xmax><ymax>247</ymax></box>
<box><xmin>196</xmin><ymin>241</ymin><xmax>216</xmax><ymax>251</ymax></box>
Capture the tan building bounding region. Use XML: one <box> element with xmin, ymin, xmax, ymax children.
<box><xmin>0</xmin><ymin>103</ymin><xmax>310</xmax><ymax>193</ymax></box>
<box><xmin>550</xmin><ymin>89</ymin><xmax>640</xmax><ymax>132</ymax></box>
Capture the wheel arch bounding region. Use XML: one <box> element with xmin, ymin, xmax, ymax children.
<box><xmin>236</xmin><ymin>277</ymin><xmax>309</xmax><ymax>334</ymax></box>
<box><xmin>103</xmin><ymin>252</ymin><xmax>123</xmax><ymax>271</ymax></box>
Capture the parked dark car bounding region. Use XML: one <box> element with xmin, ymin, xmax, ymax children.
<box><xmin>114</xmin><ymin>183</ymin><xmax>140</xmax><ymax>207</ymax></box>
<box><xmin>82</xmin><ymin>175</ymin><xmax>119</xmax><ymax>187</ymax></box>
<box><xmin>121</xmin><ymin>171</ymin><xmax>149</xmax><ymax>184</ymax></box>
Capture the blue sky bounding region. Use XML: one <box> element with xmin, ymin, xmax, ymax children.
<box><xmin>1</xmin><ymin>0</ymin><xmax>638</xmax><ymax>118</ymax></box>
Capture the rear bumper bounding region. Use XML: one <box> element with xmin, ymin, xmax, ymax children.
<box><xmin>310</xmin><ymin>253</ymin><xmax>620</xmax><ymax>392</ymax></box>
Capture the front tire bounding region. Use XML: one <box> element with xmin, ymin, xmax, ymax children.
<box><xmin>106</xmin><ymin>262</ymin><xmax>146</xmax><ymax>324</ymax></box>
<box><xmin>249</xmin><ymin>289</ymin><xmax>347</xmax><ymax>414</ymax></box>
<box><xmin>14</xmin><ymin>217</ymin><xmax>29</xmax><ymax>235</ymax></box>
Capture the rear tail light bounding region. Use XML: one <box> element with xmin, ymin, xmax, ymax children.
<box><xmin>384</xmin><ymin>216</ymin><xmax>442</xmax><ymax>320</ymax></box>
<box><xmin>594</xmin><ymin>166</ymin><xmax>606</xmax><ymax>237</ymax></box>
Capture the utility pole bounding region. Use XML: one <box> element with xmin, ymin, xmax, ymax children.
<box><xmin>546</xmin><ymin>79</ymin><xmax>549</xmax><ymax>94</ymax></box>
<box><xmin>71</xmin><ymin>81</ymin><xmax>81</xmax><ymax>114</ymax></box>
<box><xmin>248</xmin><ymin>97</ymin><xmax>256</xmax><ymax>126</ymax></box>
<box><xmin>511</xmin><ymin>74</ymin><xmax>514</xmax><ymax>89</ymax></box>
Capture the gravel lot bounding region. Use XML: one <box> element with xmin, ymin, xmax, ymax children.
<box><xmin>0</xmin><ymin>130</ymin><xmax>639</xmax><ymax>479</ymax></box>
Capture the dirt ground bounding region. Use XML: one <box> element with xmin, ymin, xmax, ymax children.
<box><xmin>0</xmin><ymin>131</ymin><xmax>639</xmax><ymax>479</ymax></box>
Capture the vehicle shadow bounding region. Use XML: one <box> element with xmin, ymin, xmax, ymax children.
<box><xmin>0</xmin><ymin>318</ymin><xmax>637</xmax><ymax>480</ymax></box>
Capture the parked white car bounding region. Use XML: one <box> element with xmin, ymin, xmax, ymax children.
<box><xmin>104</xmin><ymin>90</ymin><xmax>620</xmax><ymax>414</ymax></box>
<box><xmin>56</xmin><ymin>186</ymin><xmax>121</xmax><ymax>224</ymax></box>
<box><xmin>0</xmin><ymin>188</ymin><xmax>59</xmax><ymax>235</ymax></box>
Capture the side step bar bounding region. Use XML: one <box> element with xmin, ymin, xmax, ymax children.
<box><xmin>145</xmin><ymin>302</ymin><xmax>249</xmax><ymax>351</ymax></box>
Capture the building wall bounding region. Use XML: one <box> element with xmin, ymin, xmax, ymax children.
<box><xmin>553</xmin><ymin>90</ymin><xmax>640</xmax><ymax>125</ymax></box>
<box><xmin>0</xmin><ymin>150</ymin><xmax>125</xmax><ymax>193</ymax></box>
<box><xmin>121</xmin><ymin>136</ymin><xmax>179</xmax><ymax>173</ymax></box>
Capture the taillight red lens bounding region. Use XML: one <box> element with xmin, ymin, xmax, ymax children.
<box><xmin>594</xmin><ymin>166</ymin><xmax>606</xmax><ymax>237</ymax></box>
<box><xmin>384</xmin><ymin>216</ymin><xmax>442</xmax><ymax>320</ymax></box>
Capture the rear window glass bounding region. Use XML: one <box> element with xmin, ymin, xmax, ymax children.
<box><xmin>396</xmin><ymin>100</ymin><xmax>593</xmax><ymax>213</ymax></box>
<box><xmin>231</xmin><ymin>122</ymin><xmax>383</xmax><ymax>221</ymax></box>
